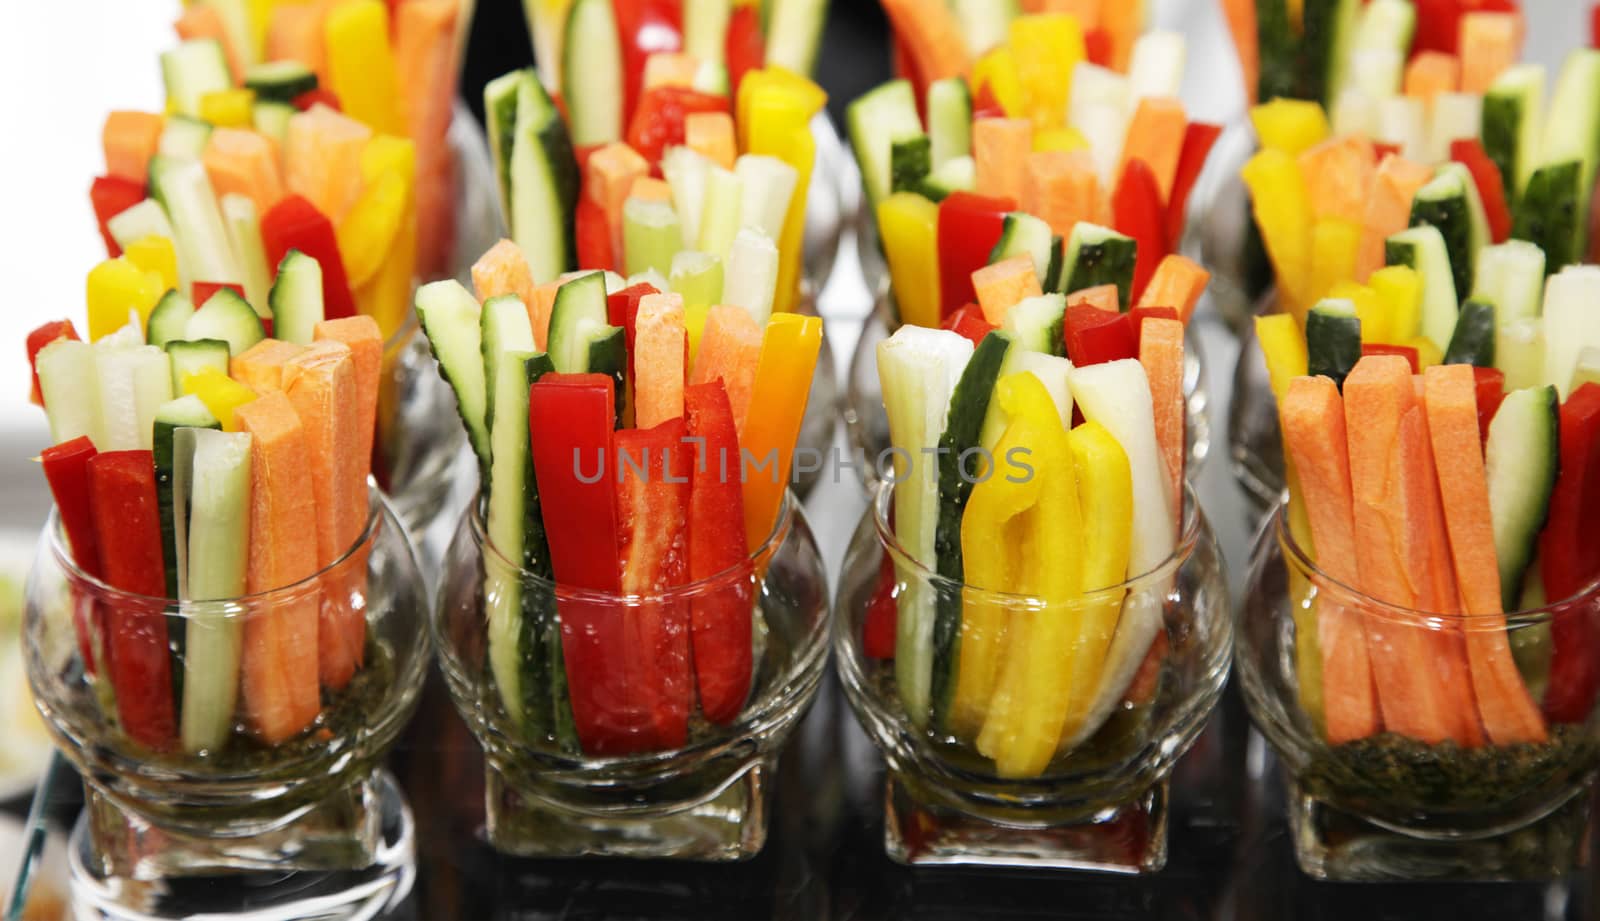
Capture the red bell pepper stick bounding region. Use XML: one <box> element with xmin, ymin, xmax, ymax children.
<box><xmin>1165</xmin><ymin>121</ymin><xmax>1222</xmax><ymax>244</ymax></box>
<box><xmin>863</xmin><ymin>553</ymin><xmax>898</xmax><ymax>659</ymax></box>
<box><xmin>1593</xmin><ymin>1</ymin><xmax>1600</xmax><ymax>48</ymax></box>
<box><xmin>88</xmin><ymin>450</ymin><xmax>176</xmax><ymax>751</ymax></box>
<box><xmin>1361</xmin><ymin>343</ymin><xmax>1420</xmax><ymax>374</ymax></box>
<box><xmin>684</xmin><ymin>380</ymin><xmax>753</xmax><ymax>724</ymax></box>
<box><xmin>193</xmin><ymin>281</ymin><xmax>247</xmax><ymax>305</ymax></box>
<box><xmin>293</xmin><ymin>87</ymin><xmax>342</xmax><ymax>112</ymax></box>
<box><xmin>1084</xmin><ymin>28</ymin><xmax>1114</xmax><ymax>68</ymax></box>
<box><xmin>941</xmin><ymin>304</ymin><xmax>997</xmax><ymax>348</ymax></box>
<box><xmin>972</xmin><ymin>82</ymin><xmax>1006</xmax><ymax>121</ymax></box>
<box><xmin>626</xmin><ymin>87</ymin><xmax>731</xmax><ymax>170</ymax></box>
<box><xmin>576</xmin><ymin>195</ymin><xmax>617</xmax><ymax>274</ymax></box>
<box><xmin>1450</xmin><ymin>138</ymin><xmax>1512</xmax><ymax>243</ymax></box>
<box><xmin>614</xmin><ymin>0</ymin><xmax>683</xmax><ymax>128</ymax></box>
<box><xmin>607</xmin><ymin>281</ymin><xmax>660</xmax><ymax>411</ymax></box>
<box><xmin>937</xmin><ymin>191</ymin><xmax>1014</xmax><ymax>319</ymax></box>
<box><xmin>1129</xmin><ymin>305</ymin><xmax>1179</xmax><ymax>351</ymax></box>
<box><xmin>529</xmin><ymin>373</ymin><xmax>647</xmax><ymax>754</ymax></box>
<box><xmin>1473</xmin><ymin>366</ymin><xmax>1506</xmax><ymax>444</ymax></box>
<box><xmin>613</xmin><ymin>417</ymin><xmax>693</xmax><ymax>749</ymax></box>
<box><xmin>1413</xmin><ymin>0</ymin><xmax>1463</xmax><ymax>54</ymax></box>
<box><xmin>1113</xmin><ymin>158</ymin><xmax>1168</xmax><ymax>305</ymax></box>
<box><xmin>90</xmin><ymin>175</ymin><xmax>145</xmax><ymax>258</ymax></box>
<box><xmin>1374</xmin><ymin>141</ymin><xmax>1403</xmax><ymax>161</ymax></box>
<box><xmin>1540</xmin><ymin>383</ymin><xmax>1600</xmax><ymax>723</ymax></box>
<box><xmin>27</xmin><ymin>320</ymin><xmax>80</xmax><ymax>407</ymax></box>
<box><xmin>261</xmin><ymin>195</ymin><xmax>355</xmax><ymax>320</ymax></box>
<box><xmin>725</xmin><ymin>3</ymin><xmax>766</xmax><ymax>102</ymax></box>
<box><xmin>42</xmin><ymin>436</ymin><xmax>103</xmax><ymax>674</ymax></box>
<box><xmin>1064</xmin><ymin>303</ymin><xmax>1137</xmax><ymax>366</ymax></box>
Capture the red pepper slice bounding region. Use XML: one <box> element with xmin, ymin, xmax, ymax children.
<box><xmin>1112</xmin><ymin>158</ymin><xmax>1168</xmax><ymax>305</ymax></box>
<box><xmin>940</xmin><ymin>304</ymin><xmax>997</xmax><ymax>348</ymax></box>
<box><xmin>42</xmin><ymin>436</ymin><xmax>103</xmax><ymax>673</ymax></box>
<box><xmin>1473</xmin><ymin>366</ymin><xmax>1506</xmax><ymax>444</ymax></box>
<box><xmin>613</xmin><ymin>417</ymin><xmax>693</xmax><ymax>749</ymax></box>
<box><xmin>972</xmin><ymin>82</ymin><xmax>1006</xmax><ymax>121</ymax></box>
<box><xmin>88</xmin><ymin>450</ymin><xmax>176</xmax><ymax>751</ymax></box>
<box><xmin>293</xmin><ymin>87</ymin><xmax>342</xmax><ymax>112</ymax></box>
<box><xmin>725</xmin><ymin>3</ymin><xmax>765</xmax><ymax>102</ymax></box>
<box><xmin>260</xmin><ymin>196</ymin><xmax>356</xmax><ymax>319</ymax></box>
<box><xmin>1374</xmin><ymin>141</ymin><xmax>1402</xmax><ymax>161</ymax></box>
<box><xmin>1593</xmin><ymin>1</ymin><xmax>1600</xmax><ymax>48</ymax></box>
<box><xmin>1064</xmin><ymin>303</ymin><xmax>1137</xmax><ymax>367</ymax></box>
<box><xmin>1540</xmin><ymin>383</ymin><xmax>1600</xmax><ymax>723</ymax></box>
<box><xmin>1361</xmin><ymin>343</ymin><xmax>1420</xmax><ymax>374</ymax></box>
<box><xmin>27</xmin><ymin>320</ymin><xmax>80</xmax><ymax>407</ymax></box>
<box><xmin>684</xmin><ymin>380</ymin><xmax>753</xmax><ymax>724</ymax></box>
<box><xmin>1450</xmin><ymin>138</ymin><xmax>1512</xmax><ymax>243</ymax></box>
<box><xmin>863</xmin><ymin>553</ymin><xmax>898</xmax><ymax>659</ymax></box>
<box><xmin>90</xmin><ymin>175</ymin><xmax>145</xmax><ymax>258</ymax></box>
<box><xmin>529</xmin><ymin>372</ymin><xmax>645</xmax><ymax>754</ymax></box>
<box><xmin>1413</xmin><ymin>0</ymin><xmax>1463</xmax><ymax>54</ymax></box>
<box><xmin>577</xmin><ymin>195</ymin><xmax>618</xmax><ymax>274</ymax></box>
<box><xmin>614</xmin><ymin>0</ymin><xmax>684</xmax><ymax>128</ymax></box>
<box><xmin>626</xmin><ymin>87</ymin><xmax>730</xmax><ymax>169</ymax></box>
<box><xmin>193</xmin><ymin>281</ymin><xmax>247</xmax><ymax>305</ymax></box>
<box><xmin>1165</xmin><ymin>121</ymin><xmax>1222</xmax><ymax>245</ymax></box>
<box><xmin>607</xmin><ymin>281</ymin><xmax>660</xmax><ymax>410</ymax></box>
<box><xmin>1130</xmin><ymin>305</ymin><xmax>1179</xmax><ymax>351</ymax></box>
<box><xmin>937</xmin><ymin>191</ymin><xmax>1014</xmax><ymax>319</ymax></box>
<box><xmin>1084</xmin><ymin>28</ymin><xmax>1114</xmax><ymax>68</ymax></box>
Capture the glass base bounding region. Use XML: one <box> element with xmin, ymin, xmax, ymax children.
<box><xmin>484</xmin><ymin>758</ymin><xmax>772</xmax><ymax>861</ymax></box>
<box><xmin>68</xmin><ymin>770</ymin><xmax>415</xmax><ymax>920</ymax></box>
<box><xmin>1287</xmin><ymin>777</ymin><xmax>1594</xmax><ymax>882</ymax></box>
<box><xmin>882</xmin><ymin>773</ymin><xmax>1169</xmax><ymax>873</ymax></box>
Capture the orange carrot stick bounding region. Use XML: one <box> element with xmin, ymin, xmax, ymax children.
<box><xmin>472</xmin><ymin>239</ymin><xmax>536</xmax><ymax>314</ymax></box>
<box><xmin>690</xmin><ymin>304</ymin><xmax>763</xmax><ymax>428</ymax></box>
<box><xmin>1139</xmin><ymin>316</ymin><xmax>1185</xmax><ymax>514</ymax></box>
<box><xmin>1221</xmin><ymin>0</ymin><xmax>1259</xmax><ymax>105</ymax></box>
<box><xmin>686</xmin><ymin>112</ymin><xmax>737</xmax><ymax>170</ymax></box>
<box><xmin>1118</xmin><ymin>97</ymin><xmax>1187</xmax><ymax>203</ymax></box>
<box><xmin>1067</xmin><ymin>283</ymin><xmax>1119</xmax><ymax>313</ymax></box>
<box><xmin>974</xmin><ymin>118</ymin><xmax>1034</xmax><ymax>203</ymax></box>
<box><xmin>1403</xmin><ymin>52</ymin><xmax>1460</xmax><ymax>105</ymax></box>
<box><xmin>634</xmin><ymin>293</ymin><xmax>687</xmax><ymax>429</ymax></box>
<box><xmin>1022</xmin><ymin>149</ymin><xmax>1100</xmax><ymax>239</ymax></box>
<box><xmin>880</xmin><ymin>0</ymin><xmax>971</xmax><ymax>83</ymax></box>
<box><xmin>1298</xmin><ymin>135</ymin><xmax>1377</xmax><ymax>225</ymax></box>
<box><xmin>231</xmin><ymin>339</ymin><xmax>308</xmax><ymax>393</ymax></box>
<box><xmin>972</xmin><ymin>255</ymin><xmax>1043</xmax><ymax>324</ymax></box>
<box><xmin>284</xmin><ymin>105</ymin><xmax>374</xmax><ymax>224</ymax></box>
<box><xmin>1459</xmin><ymin>12</ymin><xmax>1525</xmax><ymax>95</ymax></box>
<box><xmin>102</xmin><ymin>111</ymin><xmax>164</xmax><ymax>185</ymax></box>
<box><xmin>1357</xmin><ymin>154</ymin><xmax>1434</xmax><ymax>280</ymax></box>
<box><xmin>312</xmin><ymin>315</ymin><xmax>383</xmax><ymax>471</ymax></box>
<box><xmin>203</xmin><ymin>129</ymin><xmax>287</xmax><ymax>215</ymax></box>
<box><xmin>1134</xmin><ymin>254</ymin><xmax>1210</xmax><ymax>324</ymax></box>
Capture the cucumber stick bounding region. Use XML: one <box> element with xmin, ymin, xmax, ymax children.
<box><xmin>930</xmin><ymin>332</ymin><xmax>1010</xmax><ymax>732</ymax></box>
<box><xmin>177</xmin><ymin>428</ymin><xmax>251</xmax><ymax>754</ymax></box>
<box><xmin>927</xmin><ymin>77</ymin><xmax>972</xmax><ymax>170</ymax></box>
<box><xmin>948</xmin><ymin>0</ymin><xmax>1015</xmax><ymax>63</ymax></box>
<box><xmin>724</xmin><ymin>228</ymin><xmax>780</xmax><ymax>326</ymax></box>
<box><xmin>154</xmin><ymin>396</ymin><xmax>221</xmax><ymax>599</ymax></box>
<box><xmin>1386</xmin><ymin>224</ymin><xmax>1459</xmax><ymax>353</ymax></box>
<box><xmin>415</xmin><ymin>280</ymin><xmax>491</xmax><ymax>468</ymax></box>
<box><xmin>220</xmin><ymin>195</ymin><xmax>272</xmax><ymax>317</ymax></box>
<box><xmin>1001</xmin><ymin>293</ymin><xmax>1066</xmax><ymax>356</ymax></box>
<box><xmin>482</xmin><ymin>295</ymin><xmax>539</xmax><ymax>727</ymax></box>
<box><xmin>35</xmin><ymin>339</ymin><xmax>100</xmax><ymax>446</ymax></box>
<box><xmin>990</xmin><ymin>212</ymin><xmax>1062</xmax><ymax>292</ymax></box>
<box><xmin>1062</xmin><ymin>223</ymin><xmax>1137</xmax><ymax>306</ymax></box>
<box><xmin>187</xmin><ymin>289</ymin><xmax>265</xmax><ymax>356</ymax></box>
<box><xmin>269</xmin><ymin>250</ymin><xmax>325</xmax><ymax>345</ymax></box>
<box><xmin>1408</xmin><ymin>167</ymin><xmax>1482</xmax><ymax>305</ymax></box>
<box><xmin>1482</xmin><ymin>65</ymin><xmax>1544</xmax><ymax>200</ymax></box>
<box><xmin>546</xmin><ymin>270</ymin><xmax>609</xmax><ymax>373</ymax></box>
<box><xmin>1540</xmin><ymin>50</ymin><xmax>1600</xmax><ymax>255</ymax></box>
<box><xmin>509</xmin><ymin>71</ymin><xmax>580</xmax><ymax>283</ymax></box>
<box><xmin>161</xmin><ymin>39</ymin><xmax>231</xmax><ymax>117</ymax></box>
<box><xmin>108</xmin><ymin>200</ymin><xmax>176</xmax><ymax>259</ymax></box>
<box><xmin>1542</xmin><ymin>267</ymin><xmax>1600</xmax><ymax>399</ymax></box>
<box><xmin>1485</xmin><ymin>386</ymin><xmax>1558</xmax><ymax>612</ymax></box>
<box><xmin>1306</xmin><ymin>298</ymin><xmax>1362</xmax><ymax>389</ymax></box>
<box><xmin>877</xmin><ymin>326</ymin><xmax>974</xmax><ymax>728</ymax></box>
<box><xmin>149</xmin><ymin>155</ymin><xmax>240</xmax><ymax>289</ymax></box>
<box><xmin>1471</xmin><ymin>240</ymin><xmax>1545</xmax><ymax>325</ymax></box>
<box><xmin>764</xmin><ymin>0</ymin><xmax>829</xmax><ymax>76</ymax></box>
<box><xmin>847</xmin><ymin>80</ymin><xmax>924</xmax><ymax>211</ymax></box>
<box><xmin>1513</xmin><ymin>161</ymin><xmax>1583</xmax><ymax>272</ymax></box>
<box><xmin>1443</xmin><ymin>300</ymin><xmax>1496</xmax><ymax>368</ymax></box>
<box><xmin>562</xmin><ymin>0</ymin><xmax>623</xmax><ymax>146</ymax></box>
<box><xmin>147</xmin><ymin>292</ymin><xmax>195</xmax><ymax>349</ymax></box>
<box><xmin>1066</xmin><ymin>359</ymin><xmax>1174</xmax><ymax>747</ymax></box>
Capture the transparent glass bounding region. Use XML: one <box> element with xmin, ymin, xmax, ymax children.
<box><xmin>843</xmin><ymin>289</ymin><xmax>1211</xmax><ymax>492</ymax></box>
<box><xmin>1236</xmin><ymin>503</ymin><xmax>1600</xmax><ymax>881</ymax></box>
<box><xmin>1225</xmin><ymin>295</ymin><xmax>1287</xmax><ymax>529</ymax></box>
<box><xmin>1188</xmin><ymin>119</ymin><xmax>1272</xmax><ymax>336</ymax></box>
<box><xmin>22</xmin><ymin>485</ymin><xmax>430</xmax><ymax>919</ymax></box>
<box><xmin>433</xmin><ymin>491</ymin><xmax>830</xmax><ymax>861</ymax></box>
<box><xmin>833</xmin><ymin>480</ymin><xmax>1231</xmax><ymax>872</ymax></box>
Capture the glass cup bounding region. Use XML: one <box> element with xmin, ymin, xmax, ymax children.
<box><xmin>1225</xmin><ymin>297</ymin><xmax>1288</xmax><ymax>528</ymax></box>
<box><xmin>1235</xmin><ymin>502</ymin><xmax>1600</xmax><ymax>882</ymax></box>
<box><xmin>23</xmin><ymin>484</ymin><xmax>431</xmax><ymax>920</ymax></box>
<box><xmin>833</xmin><ymin>480</ymin><xmax>1231</xmax><ymax>872</ymax></box>
<box><xmin>843</xmin><ymin>288</ymin><xmax>1211</xmax><ymax>492</ymax></box>
<box><xmin>432</xmin><ymin>490</ymin><xmax>830</xmax><ymax>861</ymax></box>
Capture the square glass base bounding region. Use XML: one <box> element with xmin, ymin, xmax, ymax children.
<box><xmin>1287</xmin><ymin>777</ymin><xmax>1594</xmax><ymax>882</ymax></box>
<box><xmin>882</xmin><ymin>773</ymin><xmax>1169</xmax><ymax>873</ymax></box>
<box><xmin>484</xmin><ymin>758</ymin><xmax>772</xmax><ymax>861</ymax></box>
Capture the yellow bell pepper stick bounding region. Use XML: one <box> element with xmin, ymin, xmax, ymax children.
<box><xmin>1409</xmin><ymin>335</ymin><xmax>1443</xmax><ymax>369</ymax></box>
<box><xmin>974</xmin><ymin>373</ymin><xmax>1083</xmax><ymax>779</ymax></box>
<box><xmin>1308</xmin><ymin>218</ymin><xmax>1360</xmax><ymax>304</ymax></box>
<box><xmin>740</xmin><ymin>313</ymin><xmax>823</xmax><ymax>551</ymax></box>
<box><xmin>1241</xmin><ymin>149</ymin><xmax>1314</xmax><ymax>321</ymax></box>
<box><xmin>1368</xmin><ymin>265</ymin><xmax>1423</xmax><ymax>343</ymax></box>
<box><xmin>1250</xmin><ymin>99</ymin><xmax>1330</xmax><ymax>156</ymax></box>
<box><xmin>199</xmin><ymin>89</ymin><xmax>256</xmax><ymax>128</ymax></box>
<box><xmin>1055</xmin><ymin>421</ymin><xmax>1133</xmax><ymax>748</ymax></box>
<box><xmin>1008</xmin><ymin>15</ymin><xmax>1085</xmax><ymax>131</ymax></box>
<box><xmin>86</xmin><ymin>258</ymin><xmax>167</xmax><ymax>341</ymax></box>
<box><xmin>877</xmin><ymin>193</ymin><xmax>942</xmax><ymax>330</ymax></box>
<box><xmin>325</xmin><ymin>1</ymin><xmax>405</xmax><ymax>135</ymax></box>
<box><xmin>182</xmin><ymin>368</ymin><xmax>259</xmax><ymax>432</ymax></box>
<box><xmin>1033</xmin><ymin>127</ymin><xmax>1089</xmax><ymax>153</ymax></box>
<box><xmin>972</xmin><ymin>47</ymin><xmax>1023</xmax><ymax>119</ymax></box>
<box><xmin>339</xmin><ymin>136</ymin><xmax>414</xmax><ymax>289</ymax></box>
<box><xmin>741</xmin><ymin>70</ymin><xmax>827</xmax><ymax>316</ymax></box>
<box><xmin>123</xmin><ymin>236</ymin><xmax>179</xmax><ymax>294</ymax></box>
<box><xmin>351</xmin><ymin>135</ymin><xmax>418</xmax><ymax>339</ymax></box>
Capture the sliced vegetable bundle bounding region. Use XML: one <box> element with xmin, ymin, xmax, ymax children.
<box><xmin>418</xmin><ymin>238</ymin><xmax>821</xmax><ymax>756</ymax></box>
<box><xmin>849</xmin><ymin>9</ymin><xmax>1220</xmax><ymax>332</ymax></box>
<box><xmin>485</xmin><ymin>57</ymin><xmax>826</xmax><ymax>334</ymax></box>
<box><xmin>93</xmin><ymin>0</ymin><xmax>469</xmax><ymax>340</ymax></box>
<box><xmin>28</xmin><ymin>250</ymin><xmax>383</xmax><ymax>755</ymax></box>
<box><xmin>1280</xmin><ymin>350</ymin><xmax>1600</xmax><ymax>747</ymax></box>
<box><xmin>871</xmin><ymin>250</ymin><xmax>1193</xmax><ymax>779</ymax></box>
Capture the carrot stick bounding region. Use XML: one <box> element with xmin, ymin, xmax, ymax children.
<box><xmin>285</xmin><ymin>104</ymin><xmax>374</xmax><ymax>225</ymax></box>
<box><xmin>203</xmin><ymin>129</ymin><xmax>286</xmax><ymax>216</ymax></box>
<box><xmin>1022</xmin><ymin>150</ymin><xmax>1101</xmax><ymax>239</ymax></box>
<box><xmin>586</xmin><ymin>142</ymin><xmax>651</xmax><ymax>261</ymax></box>
<box><xmin>235</xmin><ymin>391</ymin><xmax>323</xmax><ymax>744</ymax></box>
<box><xmin>880</xmin><ymin>0</ymin><xmax>971</xmax><ymax>84</ymax></box>
<box><xmin>972</xmin><ymin>255</ymin><xmax>1043</xmax><ymax>325</ymax></box>
<box><xmin>1403</xmin><ymin>52</ymin><xmax>1461</xmax><ymax>105</ymax></box>
<box><xmin>1138</xmin><ymin>316</ymin><xmax>1185</xmax><ymax>515</ymax></box>
<box><xmin>267</xmin><ymin>3</ymin><xmax>326</xmax><ymax>84</ymax></box>
<box><xmin>634</xmin><ymin>293</ymin><xmax>687</xmax><ymax>429</ymax></box>
<box><xmin>686</xmin><ymin>112</ymin><xmax>737</xmax><ymax>170</ymax></box>
<box><xmin>1067</xmin><ymin>284</ymin><xmax>1119</xmax><ymax>313</ymax></box>
<box><xmin>1459</xmin><ymin>12</ymin><xmax>1525</xmax><ymax>95</ymax></box>
<box><xmin>1118</xmin><ymin>97</ymin><xmax>1187</xmax><ymax>203</ymax></box>
<box><xmin>231</xmin><ymin>339</ymin><xmax>308</xmax><ymax>393</ymax></box>
<box><xmin>1134</xmin><ymin>254</ymin><xmax>1210</xmax><ymax>324</ymax></box>
<box><xmin>1298</xmin><ymin>135</ymin><xmax>1377</xmax><ymax>225</ymax></box>
<box><xmin>471</xmin><ymin>239</ymin><xmax>536</xmax><ymax>315</ymax></box>
<box><xmin>1357</xmin><ymin>154</ymin><xmax>1434</xmax><ymax>281</ymax></box>
<box><xmin>689</xmin><ymin>304</ymin><xmax>763</xmax><ymax>428</ymax></box>
<box><xmin>175</xmin><ymin>3</ymin><xmax>245</xmax><ymax>83</ymax></box>
<box><xmin>311</xmin><ymin>315</ymin><xmax>383</xmax><ymax>480</ymax></box>
<box><xmin>102</xmin><ymin>112</ymin><xmax>164</xmax><ymax>185</ymax></box>
<box><xmin>974</xmin><ymin>118</ymin><xmax>1034</xmax><ymax>203</ymax></box>
<box><xmin>1422</xmin><ymin>363</ymin><xmax>1549</xmax><ymax>744</ymax></box>
<box><xmin>1221</xmin><ymin>0</ymin><xmax>1259</xmax><ymax>105</ymax></box>
<box><xmin>1280</xmin><ymin>376</ymin><xmax>1380</xmax><ymax>743</ymax></box>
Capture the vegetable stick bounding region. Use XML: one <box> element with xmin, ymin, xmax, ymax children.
<box><xmin>284</xmin><ymin>105</ymin><xmax>373</xmax><ymax>225</ymax></box>
<box><xmin>235</xmin><ymin>391</ymin><xmax>322</xmax><ymax>744</ymax></box>
<box><xmin>972</xmin><ymin>255</ymin><xmax>1043</xmax><ymax>325</ymax></box>
<box><xmin>689</xmin><ymin>304</ymin><xmax>762</xmax><ymax>429</ymax></box>
<box><xmin>266</xmin><ymin>4</ymin><xmax>325</xmax><ymax>81</ymax></box>
<box><xmin>1403</xmin><ymin>52</ymin><xmax>1461</xmax><ymax>103</ymax></box>
<box><xmin>324</xmin><ymin>1</ymin><xmax>405</xmax><ymax>135</ymax></box>
<box><xmin>393</xmin><ymin>0</ymin><xmax>459</xmax><ymax>155</ymax></box>
<box><xmin>231</xmin><ymin>338</ymin><xmax>307</xmax><ymax>393</ymax></box>
<box><xmin>1138</xmin><ymin>316</ymin><xmax>1184</xmax><ymax>515</ymax></box>
<box><xmin>973</xmin><ymin>118</ymin><xmax>1034</xmax><ymax>203</ymax></box>
<box><xmin>741</xmin><ymin>314</ymin><xmax>822</xmax><ymax>550</ymax></box>
<box><xmin>1298</xmin><ymin>135</ymin><xmax>1376</xmax><ymax>225</ymax></box>
<box><xmin>471</xmin><ymin>239</ymin><xmax>537</xmax><ymax>319</ymax></box>
<box><xmin>686</xmin><ymin>111</ymin><xmax>737</xmax><ymax>170</ymax></box>
<box><xmin>1357</xmin><ymin>154</ymin><xmax>1434</xmax><ymax>281</ymax></box>
<box><xmin>1221</xmin><ymin>0</ymin><xmax>1258</xmax><ymax>105</ymax></box>
<box><xmin>1280</xmin><ymin>376</ymin><xmax>1380</xmax><ymax>743</ymax></box>
<box><xmin>1241</xmin><ymin>149</ymin><xmax>1313</xmax><ymax>318</ymax></box>
<box><xmin>633</xmin><ymin>293</ymin><xmax>687</xmax><ymax>428</ymax></box>
<box><xmin>1118</xmin><ymin>96</ymin><xmax>1186</xmax><ymax>203</ymax></box>
<box><xmin>1067</xmin><ymin>283</ymin><xmax>1119</xmax><ymax>314</ymax></box>
<box><xmin>1459</xmin><ymin>12</ymin><xmax>1525</xmax><ymax>95</ymax></box>
<box><xmin>312</xmin><ymin>315</ymin><xmax>383</xmax><ymax>470</ymax></box>
<box><xmin>1422</xmin><ymin>363</ymin><xmax>1549</xmax><ymax>744</ymax></box>
<box><xmin>175</xmin><ymin>4</ymin><xmax>244</xmax><ymax>83</ymax></box>
<box><xmin>586</xmin><ymin>142</ymin><xmax>652</xmax><ymax>259</ymax></box>
<box><xmin>880</xmin><ymin>0</ymin><xmax>970</xmax><ymax>84</ymax></box>
<box><xmin>1021</xmin><ymin>150</ymin><xmax>1102</xmax><ymax>239</ymax></box>
<box><xmin>202</xmin><ymin>129</ymin><xmax>284</xmax><ymax>216</ymax></box>
<box><xmin>102</xmin><ymin>112</ymin><xmax>163</xmax><ymax>186</ymax></box>
<box><xmin>1134</xmin><ymin>254</ymin><xmax>1209</xmax><ymax>324</ymax></box>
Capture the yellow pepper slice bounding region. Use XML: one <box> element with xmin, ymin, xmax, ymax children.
<box><xmin>971</xmin><ymin>47</ymin><xmax>1023</xmax><ymax>119</ymax></box>
<box><xmin>1008</xmin><ymin>15</ymin><xmax>1085</xmax><ymax>131</ymax></box>
<box><xmin>1328</xmin><ymin>280</ymin><xmax>1388</xmax><ymax>345</ymax></box>
<box><xmin>740</xmin><ymin>313</ymin><xmax>823</xmax><ymax>551</ymax></box>
<box><xmin>1308</xmin><ymin>219</ymin><xmax>1360</xmax><ymax>304</ymax></box>
<box><xmin>974</xmin><ymin>372</ymin><xmax>1083</xmax><ymax>779</ymax></box>
<box><xmin>182</xmin><ymin>368</ymin><xmax>258</xmax><ymax>432</ymax></box>
<box><xmin>86</xmin><ymin>258</ymin><xmax>167</xmax><ymax>340</ymax></box>
<box><xmin>1250</xmin><ymin>98</ymin><xmax>1330</xmax><ymax>156</ymax></box>
<box><xmin>741</xmin><ymin>69</ymin><xmax>827</xmax><ymax>316</ymax></box>
<box><xmin>684</xmin><ymin>301</ymin><xmax>712</xmax><ymax>369</ymax></box>
<box><xmin>1410</xmin><ymin>335</ymin><xmax>1444</xmax><ymax>369</ymax></box>
<box><xmin>198</xmin><ymin>89</ymin><xmax>256</xmax><ymax>128</ymax></box>
<box><xmin>123</xmin><ymin>236</ymin><xmax>179</xmax><ymax>294</ymax></box>
<box><xmin>1033</xmin><ymin>127</ymin><xmax>1089</xmax><ymax>153</ymax></box>
<box><xmin>1242</xmin><ymin>149</ymin><xmax>1314</xmax><ymax>321</ymax></box>
<box><xmin>324</xmin><ymin>1</ymin><xmax>405</xmax><ymax>135</ymax></box>
<box><xmin>349</xmin><ymin>135</ymin><xmax>418</xmax><ymax>337</ymax></box>
<box><xmin>877</xmin><ymin>193</ymin><xmax>942</xmax><ymax>330</ymax></box>
<box><xmin>1369</xmin><ymin>265</ymin><xmax>1423</xmax><ymax>343</ymax></box>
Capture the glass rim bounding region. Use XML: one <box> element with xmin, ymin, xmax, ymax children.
<box><xmin>45</xmin><ymin>480</ymin><xmax>387</xmax><ymax>608</ymax></box>
<box><xmin>870</xmin><ymin>476</ymin><xmax>1204</xmax><ymax>602</ymax></box>
<box><xmin>1271</xmin><ymin>498</ymin><xmax>1600</xmax><ymax>624</ymax></box>
<box><xmin>471</xmin><ymin>487</ymin><xmax>800</xmax><ymax>603</ymax></box>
